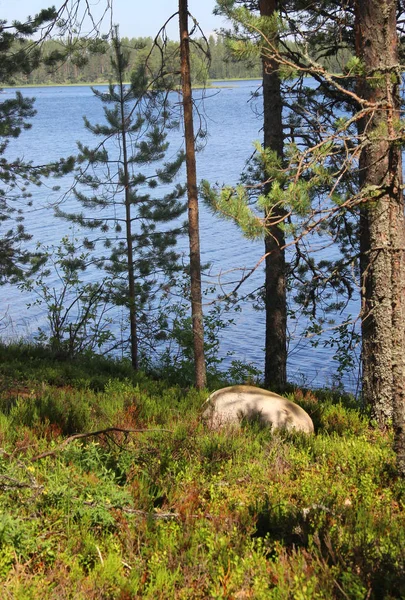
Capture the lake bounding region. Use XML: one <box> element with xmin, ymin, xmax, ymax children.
<box><xmin>1</xmin><ymin>81</ymin><xmax>361</xmax><ymax>391</ymax></box>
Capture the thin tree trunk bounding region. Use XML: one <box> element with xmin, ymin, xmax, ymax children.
<box><xmin>356</xmin><ymin>0</ymin><xmax>405</xmax><ymax>472</ymax></box>
<box><xmin>178</xmin><ymin>0</ymin><xmax>207</xmax><ymax>389</ymax></box>
<box><xmin>115</xmin><ymin>33</ymin><xmax>138</xmax><ymax>370</ymax></box>
<box><xmin>260</xmin><ymin>0</ymin><xmax>287</xmax><ymax>389</ymax></box>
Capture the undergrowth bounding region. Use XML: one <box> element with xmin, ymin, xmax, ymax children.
<box><xmin>0</xmin><ymin>344</ymin><xmax>404</xmax><ymax>598</ymax></box>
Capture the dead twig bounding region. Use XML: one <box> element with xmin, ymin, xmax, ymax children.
<box><xmin>30</xmin><ymin>427</ymin><xmax>172</xmax><ymax>462</ymax></box>
<box><xmin>82</xmin><ymin>500</ymin><xmax>180</xmax><ymax>520</ymax></box>
<box><xmin>0</xmin><ymin>474</ymin><xmax>43</xmax><ymax>491</ymax></box>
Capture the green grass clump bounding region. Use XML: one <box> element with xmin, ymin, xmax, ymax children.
<box><xmin>0</xmin><ymin>344</ymin><xmax>404</xmax><ymax>598</ymax></box>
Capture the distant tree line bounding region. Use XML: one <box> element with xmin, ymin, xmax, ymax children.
<box><xmin>8</xmin><ymin>35</ymin><xmax>255</xmax><ymax>85</ymax></box>
<box><xmin>9</xmin><ymin>34</ymin><xmax>351</xmax><ymax>86</ymax></box>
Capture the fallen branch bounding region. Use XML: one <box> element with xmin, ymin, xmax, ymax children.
<box><xmin>82</xmin><ymin>500</ymin><xmax>216</xmax><ymax>521</ymax></box>
<box><xmin>30</xmin><ymin>427</ymin><xmax>172</xmax><ymax>462</ymax></box>
<box><xmin>82</xmin><ymin>499</ymin><xmax>180</xmax><ymax>520</ymax></box>
<box><xmin>0</xmin><ymin>474</ymin><xmax>43</xmax><ymax>491</ymax></box>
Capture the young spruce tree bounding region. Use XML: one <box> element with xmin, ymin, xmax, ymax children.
<box><xmin>57</xmin><ymin>29</ymin><xmax>186</xmax><ymax>369</ymax></box>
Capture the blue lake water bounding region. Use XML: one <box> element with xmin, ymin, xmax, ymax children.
<box><xmin>1</xmin><ymin>81</ymin><xmax>361</xmax><ymax>391</ymax></box>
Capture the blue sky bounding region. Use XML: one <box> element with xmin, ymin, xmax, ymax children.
<box><xmin>1</xmin><ymin>0</ymin><xmax>225</xmax><ymax>39</ymax></box>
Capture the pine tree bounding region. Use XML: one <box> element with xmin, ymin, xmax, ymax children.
<box><xmin>207</xmin><ymin>1</ymin><xmax>405</xmax><ymax>473</ymax></box>
<box><xmin>213</xmin><ymin>0</ymin><xmax>289</xmax><ymax>389</ymax></box>
<box><xmin>355</xmin><ymin>0</ymin><xmax>405</xmax><ymax>472</ymax></box>
<box><xmin>57</xmin><ymin>28</ymin><xmax>186</xmax><ymax>369</ymax></box>
<box><xmin>0</xmin><ymin>8</ymin><xmax>60</xmax><ymax>283</ymax></box>
<box><xmin>178</xmin><ymin>0</ymin><xmax>207</xmax><ymax>390</ymax></box>
<box><xmin>209</xmin><ymin>2</ymin><xmax>365</xmax><ymax>391</ymax></box>
<box><xmin>0</xmin><ymin>4</ymin><xmax>110</xmax><ymax>285</ymax></box>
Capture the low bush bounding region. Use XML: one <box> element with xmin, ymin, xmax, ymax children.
<box><xmin>0</xmin><ymin>345</ymin><xmax>404</xmax><ymax>598</ymax></box>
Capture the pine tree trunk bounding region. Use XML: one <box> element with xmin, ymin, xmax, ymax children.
<box><xmin>115</xmin><ymin>34</ymin><xmax>138</xmax><ymax>370</ymax></box>
<box><xmin>179</xmin><ymin>0</ymin><xmax>207</xmax><ymax>389</ymax></box>
<box><xmin>356</xmin><ymin>0</ymin><xmax>405</xmax><ymax>472</ymax></box>
<box><xmin>260</xmin><ymin>0</ymin><xmax>287</xmax><ymax>389</ymax></box>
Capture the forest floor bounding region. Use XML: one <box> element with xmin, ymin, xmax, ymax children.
<box><xmin>0</xmin><ymin>343</ymin><xmax>404</xmax><ymax>599</ymax></box>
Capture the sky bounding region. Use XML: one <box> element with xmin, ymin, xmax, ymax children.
<box><xmin>1</xmin><ymin>0</ymin><xmax>226</xmax><ymax>39</ymax></box>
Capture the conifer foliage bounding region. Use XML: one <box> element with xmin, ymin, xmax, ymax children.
<box><xmin>0</xmin><ymin>3</ymin><xmax>110</xmax><ymax>285</ymax></box>
<box><xmin>57</xmin><ymin>29</ymin><xmax>186</xmax><ymax>369</ymax></box>
<box><xmin>0</xmin><ymin>9</ymin><xmax>60</xmax><ymax>284</ymax></box>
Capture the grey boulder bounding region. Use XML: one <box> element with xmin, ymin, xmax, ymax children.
<box><xmin>202</xmin><ymin>385</ymin><xmax>314</xmax><ymax>434</ymax></box>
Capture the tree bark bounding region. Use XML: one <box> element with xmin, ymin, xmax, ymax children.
<box><xmin>355</xmin><ymin>0</ymin><xmax>405</xmax><ymax>472</ymax></box>
<box><xmin>179</xmin><ymin>0</ymin><xmax>207</xmax><ymax>389</ymax></box>
<box><xmin>260</xmin><ymin>0</ymin><xmax>287</xmax><ymax>389</ymax></box>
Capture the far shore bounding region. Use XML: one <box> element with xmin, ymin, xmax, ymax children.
<box><xmin>3</xmin><ymin>77</ymin><xmax>262</xmax><ymax>90</ymax></box>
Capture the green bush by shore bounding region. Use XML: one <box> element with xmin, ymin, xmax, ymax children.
<box><xmin>0</xmin><ymin>343</ymin><xmax>404</xmax><ymax>598</ymax></box>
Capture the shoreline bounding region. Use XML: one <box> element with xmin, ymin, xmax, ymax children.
<box><xmin>2</xmin><ymin>77</ymin><xmax>262</xmax><ymax>90</ymax></box>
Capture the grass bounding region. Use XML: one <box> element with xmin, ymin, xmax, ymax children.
<box><xmin>0</xmin><ymin>343</ymin><xmax>404</xmax><ymax>598</ymax></box>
